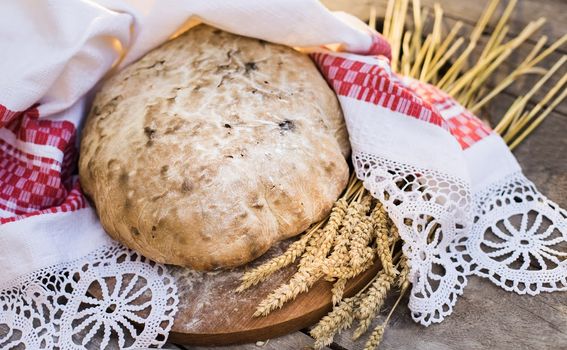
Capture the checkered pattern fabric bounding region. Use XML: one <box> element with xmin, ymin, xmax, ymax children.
<box><xmin>404</xmin><ymin>78</ymin><xmax>458</xmax><ymax>114</ymax></box>
<box><xmin>312</xmin><ymin>51</ymin><xmax>448</xmax><ymax>129</ymax></box>
<box><xmin>6</xmin><ymin>109</ymin><xmax>76</xmax><ymax>151</ymax></box>
<box><xmin>313</xmin><ymin>54</ymin><xmax>492</xmax><ymax>149</ymax></box>
<box><xmin>0</xmin><ymin>105</ymin><xmax>22</xmax><ymax>127</ymax></box>
<box><xmin>446</xmin><ymin>110</ymin><xmax>492</xmax><ymax>149</ymax></box>
<box><xmin>0</xmin><ymin>179</ymin><xmax>86</xmax><ymax>224</ymax></box>
<box><xmin>0</xmin><ymin>105</ymin><xmax>79</xmax><ymax>218</ymax></box>
<box><xmin>365</xmin><ymin>33</ymin><xmax>392</xmax><ymax>59</ymax></box>
<box><xmin>403</xmin><ymin>77</ymin><xmax>493</xmax><ymax>149</ymax></box>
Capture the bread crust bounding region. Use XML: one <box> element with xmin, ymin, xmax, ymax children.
<box><xmin>79</xmin><ymin>24</ymin><xmax>349</xmax><ymax>270</ymax></box>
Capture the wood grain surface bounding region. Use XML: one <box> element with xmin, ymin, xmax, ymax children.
<box><xmin>323</xmin><ymin>0</ymin><xmax>567</xmax><ymax>47</ymax></box>
<box><xmin>167</xmin><ymin>241</ymin><xmax>382</xmax><ymax>346</ymax></box>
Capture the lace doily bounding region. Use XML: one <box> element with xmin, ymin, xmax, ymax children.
<box><xmin>353</xmin><ymin>150</ymin><xmax>470</xmax><ymax>326</ymax></box>
<box><xmin>451</xmin><ymin>172</ymin><xmax>567</xmax><ymax>295</ymax></box>
<box><xmin>0</xmin><ymin>243</ymin><xmax>178</xmax><ymax>349</ymax></box>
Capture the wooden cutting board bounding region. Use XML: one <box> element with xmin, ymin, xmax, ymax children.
<box><xmin>168</xmin><ymin>239</ymin><xmax>381</xmax><ymax>346</ymax></box>
<box><xmin>87</xmin><ymin>238</ymin><xmax>380</xmax><ymax>346</ymax></box>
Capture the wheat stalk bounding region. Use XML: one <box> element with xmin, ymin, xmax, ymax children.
<box><xmin>237</xmin><ymin>222</ymin><xmax>323</xmax><ymax>292</ymax></box>
<box><xmin>253</xmin><ymin>265</ymin><xmax>323</xmax><ymax>317</ymax></box>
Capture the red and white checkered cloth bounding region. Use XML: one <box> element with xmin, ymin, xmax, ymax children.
<box><xmin>1</xmin><ymin>1</ymin><xmax>565</xmax><ymax>345</ymax></box>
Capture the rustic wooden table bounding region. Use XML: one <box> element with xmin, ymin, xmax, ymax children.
<box><xmin>166</xmin><ymin>1</ymin><xmax>567</xmax><ymax>349</ymax></box>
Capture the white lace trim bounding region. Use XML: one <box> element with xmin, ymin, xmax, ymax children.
<box><xmin>451</xmin><ymin>172</ymin><xmax>567</xmax><ymax>295</ymax></box>
<box><xmin>0</xmin><ymin>243</ymin><xmax>179</xmax><ymax>349</ymax></box>
<box><xmin>352</xmin><ymin>150</ymin><xmax>471</xmax><ymax>326</ymax></box>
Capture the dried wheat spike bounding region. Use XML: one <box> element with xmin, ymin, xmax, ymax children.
<box><xmin>350</xmin><ymin>215</ymin><xmax>375</xmax><ymax>269</ymax></box>
<box><xmin>253</xmin><ymin>265</ymin><xmax>322</xmax><ymax>317</ymax></box>
<box><xmin>364</xmin><ymin>324</ymin><xmax>385</xmax><ymax>350</ymax></box>
<box><xmin>372</xmin><ymin>202</ymin><xmax>395</xmax><ymax>275</ymax></box>
<box><xmin>330</xmin><ymin>217</ymin><xmax>354</xmax><ymax>261</ymax></box>
<box><xmin>300</xmin><ymin>226</ymin><xmax>325</xmax><ymax>268</ymax></box>
<box><xmin>237</xmin><ymin>229</ymin><xmax>317</xmax><ymax>292</ymax></box>
<box><xmin>325</xmin><ymin>197</ymin><xmax>350</xmax><ymax>236</ymax></box>
<box><xmin>331</xmin><ymin>278</ymin><xmax>347</xmax><ymax>306</ymax></box>
<box><xmin>335</xmin><ymin>197</ymin><xmax>370</xmax><ymax>255</ymax></box>
<box><xmin>326</xmin><ymin>196</ymin><xmax>374</xmax><ymax>281</ymax></box>
<box><xmin>300</xmin><ymin>198</ymin><xmax>348</xmax><ymax>269</ymax></box>
<box><xmin>322</xmin><ymin>200</ymin><xmax>363</xmax><ymax>277</ymax></box>
<box><xmin>397</xmin><ymin>255</ymin><xmax>411</xmax><ymax>289</ymax></box>
<box><xmin>388</xmin><ymin>217</ymin><xmax>400</xmax><ymax>243</ymax></box>
<box><xmin>324</xmin><ymin>252</ymin><xmax>374</xmax><ymax>281</ymax></box>
<box><xmin>353</xmin><ymin>272</ymin><xmax>394</xmax><ymax>339</ymax></box>
<box><xmin>311</xmin><ymin>297</ymin><xmax>356</xmax><ymax>348</ymax></box>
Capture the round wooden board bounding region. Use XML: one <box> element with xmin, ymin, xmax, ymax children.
<box><xmin>168</xmin><ymin>239</ymin><xmax>381</xmax><ymax>346</ymax></box>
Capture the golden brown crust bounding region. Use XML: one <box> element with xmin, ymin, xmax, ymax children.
<box><xmin>79</xmin><ymin>24</ymin><xmax>349</xmax><ymax>270</ymax></box>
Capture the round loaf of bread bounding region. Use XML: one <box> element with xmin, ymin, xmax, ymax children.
<box><xmin>79</xmin><ymin>24</ymin><xmax>349</xmax><ymax>270</ymax></box>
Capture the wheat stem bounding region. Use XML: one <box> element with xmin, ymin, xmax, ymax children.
<box><xmin>509</xmin><ymin>81</ymin><xmax>567</xmax><ymax>150</ymax></box>
<box><xmin>419</xmin><ymin>3</ymin><xmax>442</xmax><ymax>81</ymax></box>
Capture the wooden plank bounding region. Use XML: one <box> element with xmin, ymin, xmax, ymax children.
<box><xmin>177</xmin><ymin>331</ymin><xmax>331</xmax><ymax>350</ymax></box>
<box><xmin>322</xmin><ymin>0</ymin><xmax>567</xmax><ymax>54</ymax></box>
<box><xmin>419</xmin><ymin>0</ymin><xmax>567</xmax><ymax>53</ymax></box>
<box><xmin>431</xmin><ymin>15</ymin><xmax>567</xmax><ymax>116</ymax></box>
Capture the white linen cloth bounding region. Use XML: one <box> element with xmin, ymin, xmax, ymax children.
<box><xmin>0</xmin><ymin>0</ymin><xmax>565</xmax><ymax>347</ymax></box>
